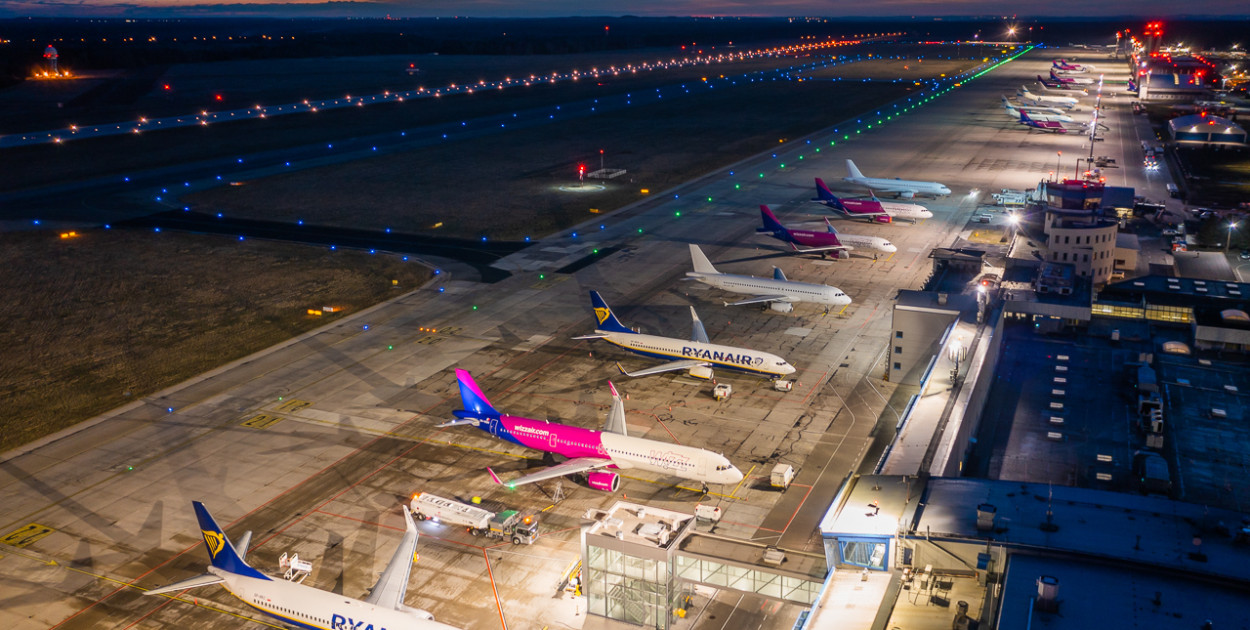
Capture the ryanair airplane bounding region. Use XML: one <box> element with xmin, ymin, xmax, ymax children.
<box><xmin>146</xmin><ymin>502</ymin><xmax>460</xmax><ymax>630</ymax></box>
<box><xmin>575</xmin><ymin>291</ymin><xmax>796</xmax><ymax>380</ymax></box>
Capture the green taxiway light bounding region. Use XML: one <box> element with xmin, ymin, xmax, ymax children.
<box><xmin>707</xmin><ymin>196</ymin><xmax>712</xmax><ymax>202</ymax></box>
<box><xmin>472</xmin><ymin>305</ymin><xmax>478</xmax><ymax>310</ymax></box>
<box><xmin>735</xmin><ymin>184</ymin><xmax>740</xmax><ymax>189</ymax></box>
<box><xmin>388</xmin><ymin>345</ymin><xmax>393</xmax><ymax>350</ymax></box>
<box><xmin>637</xmin><ymin>228</ymin><xmax>643</xmax><ymax>233</ymax></box>
<box><xmin>539</xmin><ymin>273</ymin><xmax>545</xmax><ymax>279</ymax></box>
<box><xmin>593</xmin><ymin>249</ymin><xmax>600</xmax><ymax>254</ymax></box>
<box><xmin>675</xmin><ymin>211</ymin><xmax>681</xmax><ymax>217</ymax></box>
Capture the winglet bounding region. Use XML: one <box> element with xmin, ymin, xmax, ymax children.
<box><xmin>487</xmin><ymin>467</ymin><xmax>503</xmax><ymax>485</ymax></box>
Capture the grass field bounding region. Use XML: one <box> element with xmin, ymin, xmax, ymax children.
<box><xmin>0</xmin><ymin>230</ymin><xmax>430</xmax><ymax>453</ymax></box>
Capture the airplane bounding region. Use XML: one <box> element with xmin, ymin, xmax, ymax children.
<box><xmin>843</xmin><ymin>159</ymin><xmax>951</xmax><ymax>199</ymax></box>
<box><xmin>823</xmin><ymin>220</ymin><xmax>897</xmax><ymax>257</ymax></box>
<box><xmin>1031</xmin><ymin>79</ymin><xmax>1088</xmax><ymax>95</ymax></box>
<box><xmin>1018</xmin><ymin>110</ymin><xmax>1068</xmax><ymax>133</ymax></box>
<box><xmin>1017</xmin><ymin>87</ymin><xmax>1079</xmax><ymax>109</ymax></box>
<box><xmin>574</xmin><ymin>290</ymin><xmax>796</xmax><ymax>380</ymax></box>
<box><xmin>444</xmin><ymin>370</ymin><xmax>744</xmax><ymax>493</ymax></box>
<box><xmin>146</xmin><ymin>502</ymin><xmax>460</xmax><ymax>630</ymax></box>
<box><xmin>1049</xmin><ymin>70</ymin><xmax>1096</xmax><ymax>86</ymax></box>
<box><xmin>686</xmin><ymin>244</ymin><xmax>851</xmax><ymax>312</ymax></box>
<box><xmin>1035</xmin><ymin>75</ymin><xmax>1087</xmax><ymax>91</ymax></box>
<box><xmin>811</xmin><ymin>181</ymin><xmax>933</xmax><ymax>222</ymax></box>
<box><xmin>757</xmin><ymin>205</ymin><xmax>898</xmax><ymax>259</ymax></box>
<box><xmin>1053</xmin><ymin>59</ymin><xmax>1093</xmax><ymax>72</ymax></box>
<box><xmin>1001</xmin><ymin>96</ymin><xmax>1074</xmax><ymax>122</ymax></box>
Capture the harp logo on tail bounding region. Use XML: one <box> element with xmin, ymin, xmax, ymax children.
<box><xmin>202</xmin><ymin>529</ymin><xmax>226</xmax><ymax>559</ymax></box>
<box><xmin>595</xmin><ymin>307</ymin><xmax>612</xmax><ymax>325</ymax></box>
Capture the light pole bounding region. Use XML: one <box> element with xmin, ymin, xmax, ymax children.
<box><xmin>1056</xmin><ymin>151</ymin><xmax>1062</xmax><ymax>181</ymax></box>
<box><xmin>1227</xmin><ymin>221</ymin><xmax>1239</xmax><ymax>252</ymax></box>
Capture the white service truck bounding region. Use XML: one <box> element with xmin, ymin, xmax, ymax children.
<box><xmin>411</xmin><ymin>492</ymin><xmax>539</xmax><ymax>545</ymax></box>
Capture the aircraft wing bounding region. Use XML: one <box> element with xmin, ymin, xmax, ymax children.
<box><xmin>724</xmin><ymin>295</ymin><xmax>793</xmax><ymax>307</ymax></box>
<box><xmin>788</xmin><ymin>242</ymin><xmax>850</xmax><ymax>255</ymax></box>
<box><xmin>490</xmin><ymin>457</ymin><xmax>615</xmax><ymax>487</ymax></box>
<box><xmin>363</xmin><ymin>507</ymin><xmax>419</xmax><ymax>609</ymax></box>
<box><xmin>146</xmin><ymin>573</ymin><xmax>225</xmax><ymax>596</ymax></box>
<box><xmin>616</xmin><ymin>360</ymin><xmax>707</xmax><ymax>377</ymax></box>
<box><xmin>572</xmin><ymin>333</ymin><xmax>610</xmax><ymax>340</ymax></box>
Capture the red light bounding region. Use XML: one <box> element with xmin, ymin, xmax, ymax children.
<box><xmin>215</xmin><ymin>94</ymin><xmax>223</xmax><ymax>101</ymax></box>
<box><xmin>163</xmin><ymin>84</ymin><xmax>170</xmax><ymax>90</ymax></box>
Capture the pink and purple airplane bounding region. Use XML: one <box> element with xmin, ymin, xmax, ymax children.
<box><xmin>1052</xmin><ymin>59</ymin><xmax>1092</xmax><ymax>73</ymax></box>
<box><xmin>758</xmin><ymin>204</ymin><xmax>849</xmax><ymax>257</ymax></box>
<box><xmin>811</xmin><ymin>179</ymin><xmax>933</xmax><ymax>223</ymax></box>
<box><xmin>757</xmin><ymin>206</ymin><xmax>898</xmax><ymax>259</ymax></box>
<box><xmin>442</xmin><ymin>369</ymin><xmax>743</xmax><ymax>493</ymax></box>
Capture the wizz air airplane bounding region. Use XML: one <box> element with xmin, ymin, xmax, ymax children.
<box><xmin>843</xmin><ymin>159</ymin><xmax>951</xmax><ymax>199</ymax></box>
<box><xmin>146</xmin><ymin>502</ymin><xmax>460</xmax><ymax>630</ymax></box>
<box><xmin>1001</xmin><ymin>96</ymin><xmax>1074</xmax><ymax>122</ymax></box>
<box><xmin>811</xmin><ymin>181</ymin><xmax>933</xmax><ymax>222</ymax></box>
<box><xmin>758</xmin><ymin>205</ymin><xmax>896</xmax><ymax>259</ymax></box>
<box><xmin>443</xmin><ymin>370</ymin><xmax>743</xmax><ymax>493</ymax></box>
<box><xmin>1049</xmin><ymin>70</ymin><xmax>1095</xmax><ymax>86</ymax></box>
<box><xmin>1018</xmin><ymin>110</ymin><xmax>1068</xmax><ymax>133</ymax></box>
<box><xmin>687</xmin><ymin>244</ymin><xmax>850</xmax><ymax>312</ymax></box>
<box><xmin>575</xmin><ymin>291</ymin><xmax>796</xmax><ymax>380</ymax></box>
<box><xmin>1053</xmin><ymin>59</ymin><xmax>1092</xmax><ymax>73</ymax></box>
<box><xmin>1018</xmin><ymin>87</ymin><xmax>1079</xmax><ymax>109</ymax></box>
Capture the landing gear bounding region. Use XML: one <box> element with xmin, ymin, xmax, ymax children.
<box><xmin>701</xmin><ymin>483</ymin><xmax>709</xmax><ymax>496</ymax></box>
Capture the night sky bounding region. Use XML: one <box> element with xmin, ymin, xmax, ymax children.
<box><xmin>1</xmin><ymin>0</ymin><xmax>1247</xmax><ymax>18</ymax></box>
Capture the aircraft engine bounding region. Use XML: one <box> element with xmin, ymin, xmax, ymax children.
<box><xmin>899</xmin><ymin>191</ymin><xmax>916</xmax><ymax>199</ymax></box>
<box><xmin>769</xmin><ymin>302</ymin><xmax>794</xmax><ymax>313</ymax></box>
<box><xmin>874</xmin><ymin>215</ymin><xmax>893</xmax><ymax>224</ymax></box>
<box><xmin>586</xmin><ymin>471</ymin><xmax>620</xmax><ymax>492</ymax></box>
<box><xmin>688</xmin><ymin>365</ymin><xmax>714</xmax><ymax>380</ymax></box>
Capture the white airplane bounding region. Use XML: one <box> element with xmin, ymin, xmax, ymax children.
<box><xmin>1001</xmin><ymin>96</ymin><xmax>1074</xmax><ymax>122</ymax></box>
<box><xmin>146</xmin><ymin>502</ymin><xmax>460</xmax><ymax>630</ymax></box>
<box><xmin>823</xmin><ymin>220</ymin><xmax>897</xmax><ymax>256</ymax></box>
<box><xmin>686</xmin><ymin>244</ymin><xmax>851</xmax><ymax>312</ymax></box>
<box><xmin>843</xmin><ymin>159</ymin><xmax>951</xmax><ymax>199</ymax></box>
<box><xmin>1018</xmin><ymin>87</ymin><xmax>1079</xmax><ymax>109</ymax></box>
<box><xmin>1031</xmin><ymin>81</ymin><xmax>1087</xmax><ymax>96</ymax></box>
<box><xmin>576</xmin><ymin>291</ymin><xmax>797</xmax><ymax>380</ymax></box>
<box><xmin>446</xmin><ymin>371</ymin><xmax>744</xmax><ymax>494</ymax></box>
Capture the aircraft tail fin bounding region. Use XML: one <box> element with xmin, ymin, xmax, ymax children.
<box><xmin>824</xmin><ymin>218</ymin><xmax>839</xmax><ymax>235</ymax></box>
<box><xmin>589</xmin><ymin>291</ymin><xmax>635</xmax><ymax>335</ymax></box>
<box><xmin>759</xmin><ymin>205</ymin><xmax>792</xmax><ymax>237</ymax></box>
<box><xmin>455</xmin><ymin>369</ymin><xmax>501</xmax><ymax>419</ymax></box>
<box><xmin>192</xmin><ymin>502</ymin><xmax>267</xmax><ymax>580</ymax></box>
<box><xmin>845</xmin><ymin>159</ymin><xmax>864</xmax><ymax>180</ymax></box>
<box><xmin>689</xmin><ymin>245</ymin><xmax>719</xmax><ymax>275</ymax></box>
<box><xmin>813</xmin><ymin>178</ymin><xmax>845</xmax><ymax>210</ymax></box>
